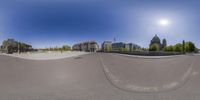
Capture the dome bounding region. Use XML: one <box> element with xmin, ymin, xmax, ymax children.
<box><xmin>151</xmin><ymin>34</ymin><xmax>161</xmax><ymax>44</ymax></box>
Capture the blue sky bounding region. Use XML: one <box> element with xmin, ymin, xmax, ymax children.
<box><xmin>0</xmin><ymin>1</ymin><xmax>199</xmax><ymax>48</ymax></box>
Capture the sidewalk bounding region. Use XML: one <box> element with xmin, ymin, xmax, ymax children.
<box><xmin>1</xmin><ymin>51</ymin><xmax>89</xmax><ymax>60</ymax></box>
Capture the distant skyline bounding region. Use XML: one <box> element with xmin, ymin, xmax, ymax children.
<box><xmin>0</xmin><ymin>1</ymin><xmax>200</xmax><ymax>48</ymax></box>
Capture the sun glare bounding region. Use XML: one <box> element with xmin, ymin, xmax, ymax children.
<box><xmin>159</xmin><ymin>19</ymin><xmax>170</xmax><ymax>26</ymax></box>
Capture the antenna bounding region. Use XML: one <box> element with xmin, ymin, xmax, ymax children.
<box><xmin>114</xmin><ymin>37</ymin><xmax>116</xmax><ymax>43</ymax></box>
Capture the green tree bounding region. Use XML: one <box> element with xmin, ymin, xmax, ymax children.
<box><xmin>164</xmin><ymin>45</ymin><xmax>174</xmax><ymax>52</ymax></box>
<box><xmin>108</xmin><ymin>47</ymin><xmax>112</xmax><ymax>52</ymax></box>
<box><xmin>104</xmin><ymin>45</ymin><xmax>112</xmax><ymax>52</ymax></box>
<box><xmin>173</xmin><ymin>43</ymin><xmax>182</xmax><ymax>52</ymax></box>
<box><xmin>124</xmin><ymin>47</ymin><xmax>129</xmax><ymax>52</ymax></box>
<box><xmin>149</xmin><ymin>43</ymin><xmax>159</xmax><ymax>51</ymax></box>
<box><xmin>185</xmin><ymin>41</ymin><xmax>195</xmax><ymax>52</ymax></box>
<box><xmin>119</xmin><ymin>48</ymin><xmax>124</xmax><ymax>52</ymax></box>
<box><xmin>62</xmin><ymin>45</ymin><xmax>71</xmax><ymax>51</ymax></box>
<box><xmin>107</xmin><ymin>46</ymin><xmax>112</xmax><ymax>52</ymax></box>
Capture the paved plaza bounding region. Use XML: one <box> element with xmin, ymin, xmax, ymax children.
<box><xmin>0</xmin><ymin>53</ymin><xmax>200</xmax><ymax>100</ymax></box>
<box><xmin>0</xmin><ymin>51</ymin><xmax>89</xmax><ymax>60</ymax></box>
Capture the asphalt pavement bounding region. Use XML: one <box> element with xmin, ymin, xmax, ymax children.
<box><xmin>0</xmin><ymin>53</ymin><xmax>200</xmax><ymax>100</ymax></box>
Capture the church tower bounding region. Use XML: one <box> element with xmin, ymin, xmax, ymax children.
<box><xmin>149</xmin><ymin>34</ymin><xmax>167</xmax><ymax>51</ymax></box>
<box><xmin>162</xmin><ymin>38</ymin><xmax>167</xmax><ymax>49</ymax></box>
<box><xmin>149</xmin><ymin>34</ymin><xmax>161</xmax><ymax>49</ymax></box>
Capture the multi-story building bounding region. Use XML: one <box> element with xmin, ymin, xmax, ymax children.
<box><xmin>72</xmin><ymin>41</ymin><xmax>99</xmax><ymax>52</ymax></box>
<box><xmin>111</xmin><ymin>42</ymin><xmax>125</xmax><ymax>51</ymax></box>
<box><xmin>101</xmin><ymin>42</ymin><xmax>141</xmax><ymax>52</ymax></box>
<box><xmin>0</xmin><ymin>39</ymin><xmax>32</xmax><ymax>54</ymax></box>
<box><xmin>72</xmin><ymin>44</ymin><xmax>81</xmax><ymax>51</ymax></box>
<box><xmin>127</xmin><ymin>43</ymin><xmax>141</xmax><ymax>51</ymax></box>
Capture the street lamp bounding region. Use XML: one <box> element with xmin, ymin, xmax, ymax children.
<box><xmin>18</xmin><ymin>42</ymin><xmax>20</xmax><ymax>54</ymax></box>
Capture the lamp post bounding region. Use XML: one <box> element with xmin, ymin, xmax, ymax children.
<box><xmin>182</xmin><ymin>40</ymin><xmax>185</xmax><ymax>54</ymax></box>
<box><xmin>0</xmin><ymin>32</ymin><xmax>2</xmax><ymax>53</ymax></box>
<box><xmin>18</xmin><ymin>42</ymin><xmax>20</xmax><ymax>54</ymax></box>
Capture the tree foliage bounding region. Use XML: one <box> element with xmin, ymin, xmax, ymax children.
<box><xmin>40</xmin><ymin>45</ymin><xmax>71</xmax><ymax>51</ymax></box>
<box><xmin>163</xmin><ymin>41</ymin><xmax>196</xmax><ymax>53</ymax></box>
<box><xmin>173</xmin><ymin>43</ymin><xmax>182</xmax><ymax>52</ymax></box>
<box><xmin>104</xmin><ymin>45</ymin><xmax>112</xmax><ymax>52</ymax></box>
<box><xmin>149</xmin><ymin>43</ymin><xmax>159</xmax><ymax>51</ymax></box>
<box><xmin>62</xmin><ymin>45</ymin><xmax>71</xmax><ymax>51</ymax></box>
<box><xmin>124</xmin><ymin>47</ymin><xmax>129</xmax><ymax>52</ymax></box>
<box><xmin>163</xmin><ymin>45</ymin><xmax>173</xmax><ymax>52</ymax></box>
<box><xmin>185</xmin><ymin>41</ymin><xmax>195</xmax><ymax>52</ymax></box>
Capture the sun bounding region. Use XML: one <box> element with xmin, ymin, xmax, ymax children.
<box><xmin>158</xmin><ymin>19</ymin><xmax>170</xmax><ymax>26</ymax></box>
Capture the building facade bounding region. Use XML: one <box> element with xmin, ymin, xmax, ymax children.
<box><xmin>0</xmin><ymin>39</ymin><xmax>33</xmax><ymax>54</ymax></box>
<box><xmin>72</xmin><ymin>41</ymin><xmax>99</xmax><ymax>52</ymax></box>
<box><xmin>149</xmin><ymin>34</ymin><xmax>167</xmax><ymax>51</ymax></box>
<box><xmin>101</xmin><ymin>42</ymin><xmax>141</xmax><ymax>52</ymax></box>
<box><xmin>111</xmin><ymin>42</ymin><xmax>125</xmax><ymax>51</ymax></box>
<box><xmin>126</xmin><ymin>43</ymin><xmax>141</xmax><ymax>51</ymax></box>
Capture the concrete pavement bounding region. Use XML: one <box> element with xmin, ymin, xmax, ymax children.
<box><xmin>0</xmin><ymin>53</ymin><xmax>200</xmax><ymax>100</ymax></box>
<box><xmin>99</xmin><ymin>53</ymin><xmax>198</xmax><ymax>93</ymax></box>
<box><xmin>1</xmin><ymin>51</ymin><xmax>89</xmax><ymax>60</ymax></box>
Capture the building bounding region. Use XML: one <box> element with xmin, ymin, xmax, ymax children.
<box><xmin>111</xmin><ymin>42</ymin><xmax>125</xmax><ymax>51</ymax></box>
<box><xmin>102</xmin><ymin>41</ymin><xmax>112</xmax><ymax>52</ymax></box>
<box><xmin>72</xmin><ymin>41</ymin><xmax>99</xmax><ymax>52</ymax></box>
<box><xmin>0</xmin><ymin>39</ymin><xmax>33</xmax><ymax>54</ymax></box>
<box><xmin>149</xmin><ymin>34</ymin><xmax>167</xmax><ymax>51</ymax></box>
<box><xmin>101</xmin><ymin>42</ymin><xmax>141</xmax><ymax>52</ymax></box>
<box><xmin>126</xmin><ymin>43</ymin><xmax>141</xmax><ymax>51</ymax></box>
<box><xmin>72</xmin><ymin>44</ymin><xmax>81</xmax><ymax>51</ymax></box>
<box><xmin>162</xmin><ymin>39</ymin><xmax>167</xmax><ymax>49</ymax></box>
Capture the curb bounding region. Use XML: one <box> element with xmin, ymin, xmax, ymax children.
<box><xmin>116</xmin><ymin>53</ymin><xmax>187</xmax><ymax>59</ymax></box>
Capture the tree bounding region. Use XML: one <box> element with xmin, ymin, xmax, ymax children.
<box><xmin>124</xmin><ymin>47</ymin><xmax>129</xmax><ymax>52</ymax></box>
<box><xmin>106</xmin><ymin>45</ymin><xmax>112</xmax><ymax>52</ymax></box>
<box><xmin>119</xmin><ymin>48</ymin><xmax>124</xmax><ymax>52</ymax></box>
<box><xmin>162</xmin><ymin>39</ymin><xmax>167</xmax><ymax>49</ymax></box>
<box><xmin>2</xmin><ymin>39</ymin><xmax>17</xmax><ymax>53</ymax></box>
<box><xmin>163</xmin><ymin>45</ymin><xmax>174</xmax><ymax>52</ymax></box>
<box><xmin>185</xmin><ymin>41</ymin><xmax>195</xmax><ymax>52</ymax></box>
<box><xmin>104</xmin><ymin>45</ymin><xmax>112</xmax><ymax>52</ymax></box>
<box><xmin>163</xmin><ymin>41</ymin><xmax>196</xmax><ymax>53</ymax></box>
<box><xmin>173</xmin><ymin>43</ymin><xmax>182</xmax><ymax>52</ymax></box>
<box><xmin>62</xmin><ymin>45</ymin><xmax>71</xmax><ymax>51</ymax></box>
<box><xmin>149</xmin><ymin>43</ymin><xmax>159</xmax><ymax>51</ymax></box>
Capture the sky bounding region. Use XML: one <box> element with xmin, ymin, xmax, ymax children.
<box><xmin>0</xmin><ymin>0</ymin><xmax>199</xmax><ymax>48</ymax></box>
